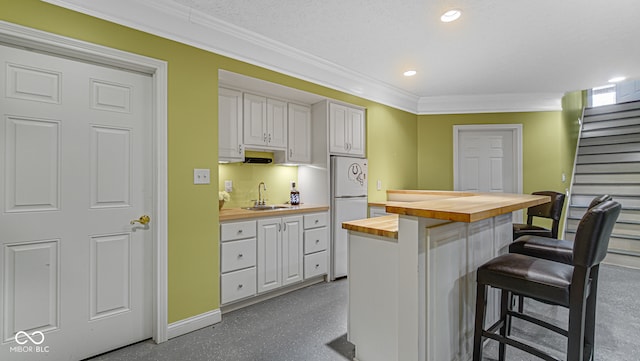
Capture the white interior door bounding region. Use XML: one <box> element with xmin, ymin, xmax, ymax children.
<box><xmin>454</xmin><ymin>125</ymin><xmax>523</xmax><ymax>220</ymax></box>
<box><xmin>0</xmin><ymin>44</ymin><xmax>152</xmax><ymax>360</ymax></box>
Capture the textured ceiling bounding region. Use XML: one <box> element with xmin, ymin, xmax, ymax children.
<box><xmin>173</xmin><ymin>0</ymin><xmax>640</xmax><ymax>99</ymax></box>
<box><xmin>40</xmin><ymin>0</ymin><xmax>640</xmax><ymax>112</ymax></box>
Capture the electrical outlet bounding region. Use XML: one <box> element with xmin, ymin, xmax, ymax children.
<box><xmin>225</xmin><ymin>180</ymin><xmax>233</xmax><ymax>192</ymax></box>
<box><xmin>193</xmin><ymin>169</ymin><xmax>210</xmax><ymax>185</ymax></box>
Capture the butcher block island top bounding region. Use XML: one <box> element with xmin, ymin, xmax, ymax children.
<box><xmin>343</xmin><ymin>191</ymin><xmax>549</xmax><ymax>239</ymax></box>
<box><xmin>385</xmin><ymin>191</ymin><xmax>549</xmax><ymax>222</ymax></box>
<box><xmin>342</xmin><ymin>214</ymin><xmax>399</xmax><ymax>239</ymax></box>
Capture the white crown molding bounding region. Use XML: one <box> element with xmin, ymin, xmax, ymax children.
<box><xmin>41</xmin><ymin>0</ymin><xmax>564</xmax><ymax>114</ymax></box>
<box><xmin>417</xmin><ymin>93</ymin><xmax>563</xmax><ymax>114</ymax></box>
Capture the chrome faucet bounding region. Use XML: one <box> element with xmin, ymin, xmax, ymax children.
<box><xmin>257</xmin><ymin>182</ymin><xmax>267</xmax><ymax>206</ymax></box>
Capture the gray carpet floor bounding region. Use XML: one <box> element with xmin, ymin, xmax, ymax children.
<box><xmin>89</xmin><ymin>264</ymin><xmax>640</xmax><ymax>361</ymax></box>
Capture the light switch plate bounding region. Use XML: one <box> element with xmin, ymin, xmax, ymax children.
<box><xmin>224</xmin><ymin>180</ymin><xmax>233</xmax><ymax>192</ymax></box>
<box><xmin>194</xmin><ymin>168</ymin><xmax>210</xmax><ymax>184</ymax></box>
<box><xmin>377</xmin><ymin>180</ymin><xmax>382</xmax><ymax>191</ymax></box>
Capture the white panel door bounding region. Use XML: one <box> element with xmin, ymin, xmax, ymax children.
<box><xmin>266</xmin><ymin>98</ymin><xmax>287</xmax><ymax>148</ymax></box>
<box><xmin>281</xmin><ymin>216</ymin><xmax>303</xmax><ymax>286</ymax></box>
<box><xmin>218</xmin><ymin>88</ymin><xmax>243</xmax><ymax>162</ymax></box>
<box><xmin>458</xmin><ymin>130</ymin><xmax>513</xmax><ymax>193</ymax></box>
<box><xmin>0</xmin><ymin>45</ymin><xmax>152</xmax><ymax>360</ymax></box>
<box><xmin>329</xmin><ymin>103</ymin><xmax>349</xmax><ymax>154</ymax></box>
<box><xmin>243</xmin><ymin>93</ymin><xmax>267</xmax><ymax>146</ymax></box>
<box><xmin>287</xmin><ymin>103</ymin><xmax>311</xmax><ymax>163</ymax></box>
<box><xmin>257</xmin><ymin>218</ymin><xmax>282</xmax><ymax>293</ymax></box>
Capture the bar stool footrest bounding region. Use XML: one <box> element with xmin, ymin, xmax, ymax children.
<box><xmin>482</xmin><ymin>327</ymin><xmax>562</xmax><ymax>361</ymax></box>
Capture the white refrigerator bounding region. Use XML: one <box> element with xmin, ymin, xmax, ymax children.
<box><xmin>331</xmin><ymin>156</ymin><xmax>368</xmax><ymax>279</ymax></box>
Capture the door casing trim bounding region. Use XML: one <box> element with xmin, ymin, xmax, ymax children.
<box><xmin>0</xmin><ymin>20</ymin><xmax>169</xmax><ymax>343</ymax></box>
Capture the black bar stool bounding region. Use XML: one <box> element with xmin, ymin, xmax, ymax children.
<box><xmin>509</xmin><ymin>195</ymin><xmax>612</xmax><ymax>312</ymax></box>
<box><xmin>472</xmin><ymin>200</ymin><xmax>621</xmax><ymax>361</ymax></box>
<box><xmin>513</xmin><ymin>191</ymin><xmax>566</xmax><ymax>240</ymax></box>
<box><xmin>510</xmin><ymin>195</ymin><xmax>612</xmax><ymax>265</ymax></box>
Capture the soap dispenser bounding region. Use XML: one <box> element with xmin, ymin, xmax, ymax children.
<box><xmin>290</xmin><ymin>182</ymin><xmax>300</xmax><ymax>205</ymax></box>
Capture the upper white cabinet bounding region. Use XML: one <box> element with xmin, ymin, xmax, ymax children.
<box><xmin>218</xmin><ymin>88</ymin><xmax>244</xmax><ymax>162</ymax></box>
<box><xmin>329</xmin><ymin>102</ymin><xmax>365</xmax><ymax>157</ymax></box>
<box><xmin>286</xmin><ymin>103</ymin><xmax>311</xmax><ymax>163</ymax></box>
<box><xmin>243</xmin><ymin>93</ymin><xmax>287</xmax><ymax>149</ymax></box>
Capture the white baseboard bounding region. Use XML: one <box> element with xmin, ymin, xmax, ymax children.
<box><xmin>167</xmin><ymin>309</ymin><xmax>222</xmax><ymax>339</ymax></box>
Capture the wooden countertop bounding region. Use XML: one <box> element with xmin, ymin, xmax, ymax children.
<box><xmin>219</xmin><ymin>204</ymin><xmax>329</xmax><ymax>221</ymax></box>
<box><xmin>385</xmin><ymin>192</ymin><xmax>549</xmax><ymax>223</ymax></box>
<box><xmin>345</xmin><ymin>192</ymin><xmax>549</xmax><ymax>238</ymax></box>
<box><xmin>342</xmin><ymin>215</ymin><xmax>399</xmax><ymax>239</ymax></box>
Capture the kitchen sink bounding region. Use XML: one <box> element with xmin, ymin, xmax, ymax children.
<box><xmin>243</xmin><ymin>205</ymin><xmax>291</xmax><ymax>211</ymax></box>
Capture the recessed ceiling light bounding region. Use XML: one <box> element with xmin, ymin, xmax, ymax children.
<box><xmin>403</xmin><ymin>70</ymin><xmax>417</xmax><ymax>77</ymax></box>
<box><xmin>608</xmin><ymin>76</ymin><xmax>626</xmax><ymax>83</ymax></box>
<box><xmin>441</xmin><ymin>9</ymin><xmax>462</xmax><ymax>23</ymax></box>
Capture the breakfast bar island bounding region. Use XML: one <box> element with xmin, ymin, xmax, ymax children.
<box><xmin>342</xmin><ymin>191</ymin><xmax>548</xmax><ymax>361</ymax></box>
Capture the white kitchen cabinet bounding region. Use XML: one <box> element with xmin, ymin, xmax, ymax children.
<box><xmin>243</xmin><ymin>93</ymin><xmax>287</xmax><ymax>149</ymax></box>
<box><xmin>286</xmin><ymin>103</ymin><xmax>311</xmax><ymax>163</ymax></box>
<box><xmin>220</xmin><ymin>220</ymin><xmax>257</xmax><ymax>304</ymax></box>
<box><xmin>282</xmin><ymin>216</ymin><xmax>304</xmax><ymax>285</ymax></box>
<box><xmin>218</xmin><ymin>88</ymin><xmax>244</xmax><ymax>162</ymax></box>
<box><xmin>329</xmin><ymin>102</ymin><xmax>365</xmax><ymax>157</ymax></box>
<box><xmin>302</xmin><ymin>212</ymin><xmax>329</xmax><ymax>279</ymax></box>
<box><xmin>257</xmin><ymin>215</ymin><xmax>303</xmax><ymax>293</ymax></box>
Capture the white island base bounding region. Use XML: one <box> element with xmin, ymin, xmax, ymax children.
<box><xmin>344</xmin><ymin>191</ymin><xmax>548</xmax><ymax>361</ymax></box>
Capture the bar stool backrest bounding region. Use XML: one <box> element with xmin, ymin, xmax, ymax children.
<box><xmin>573</xmin><ymin>200</ymin><xmax>621</xmax><ymax>268</ymax></box>
<box><xmin>588</xmin><ymin>194</ymin><xmax>612</xmax><ymax>209</ymax></box>
<box><xmin>526</xmin><ymin>191</ymin><xmax>566</xmax><ymax>238</ymax></box>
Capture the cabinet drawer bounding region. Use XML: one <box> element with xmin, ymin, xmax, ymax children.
<box><xmin>221</xmin><ymin>267</ymin><xmax>257</xmax><ymax>304</ymax></box>
<box><xmin>304</xmin><ymin>251</ymin><xmax>328</xmax><ymax>279</ymax></box>
<box><xmin>304</xmin><ymin>212</ymin><xmax>328</xmax><ymax>229</ymax></box>
<box><xmin>221</xmin><ymin>238</ymin><xmax>257</xmax><ymax>273</ymax></box>
<box><xmin>221</xmin><ymin>220</ymin><xmax>256</xmax><ymax>242</ymax></box>
<box><xmin>304</xmin><ymin>227</ymin><xmax>328</xmax><ymax>254</ymax></box>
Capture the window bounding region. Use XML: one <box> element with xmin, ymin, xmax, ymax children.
<box><xmin>589</xmin><ymin>84</ymin><xmax>616</xmax><ymax>107</ymax></box>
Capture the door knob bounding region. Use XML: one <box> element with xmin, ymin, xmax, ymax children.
<box><xmin>130</xmin><ymin>215</ymin><xmax>151</xmax><ymax>225</ymax></box>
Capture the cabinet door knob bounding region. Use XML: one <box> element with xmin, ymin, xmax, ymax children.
<box><xmin>237</xmin><ymin>229</ymin><xmax>243</xmax><ymax>234</ymax></box>
<box><xmin>315</xmin><ymin>239</ymin><xmax>320</xmax><ymax>244</ymax></box>
<box><xmin>238</xmin><ymin>284</ymin><xmax>243</xmax><ymax>289</ymax></box>
<box><xmin>314</xmin><ymin>219</ymin><xmax>319</xmax><ymax>224</ymax></box>
<box><xmin>315</xmin><ymin>264</ymin><xmax>320</xmax><ymax>269</ymax></box>
<box><xmin>238</xmin><ymin>253</ymin><xmax>243</xmax><ymax>258</ymax></box>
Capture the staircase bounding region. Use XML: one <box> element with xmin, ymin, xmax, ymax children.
<box><xmin>564</xmin><ymin>100</ymin><xmax>640</xmax><ymax>268</ymax></box>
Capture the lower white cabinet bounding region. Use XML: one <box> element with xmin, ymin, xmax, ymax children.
<box><xmin>303</xmin><ymin>212</ymin><xmax>329</xmax><ymax>279</ymax></box>
<box><xmin>221</xmin><ymin>267</ymin><xmax>257</xmax><ymax>305</ymax></box>
<box><xmin>304</xmin><ymin>250</ymin><xmax>327</xmax><ymax>279</ymax></box>
<box><xmin>220</xmin><ymin>220</ymin><xmax>258</xmax><ymax>304</ymax></box>
<box><xmin>257</xmin><ymin>215</ymin><xmax>303</xmax><ymax>294</ymax></box>
<box><xmin>220</xmin><ymin>212</ymin><xmax>328</xmax><ymax>306</ymax></box>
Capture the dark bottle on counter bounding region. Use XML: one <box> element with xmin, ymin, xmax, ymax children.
<box><xmin>290</xmin><ymin>182</ymin><xmax>300</xmax><ymax>205</ymax></box>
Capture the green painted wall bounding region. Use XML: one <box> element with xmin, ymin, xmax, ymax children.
<box><xmin>417</xmin><ymin>103</ymin><xmax>583</xmax><ymax>232</ymax></box>
<box><xmin>2</xmin><ymin>0</ymin><xmax>418</xmax><ymax>323</ymax></box>
<box><xmin>417</xmin><ymin>111</ymin><xmax>566</xmax><ymax>193</ymax></box>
